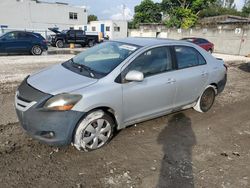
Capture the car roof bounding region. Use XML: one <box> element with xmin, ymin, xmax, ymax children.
<box><xmin>182</xmin><ymin>37</ymin><xmax>208</xmax><ymax>40</ymax></box>
<box><xmin>6</xmin><ymin>30</ymin><xmax>37</xmax><ymax>35</ymax></box>
<box><xmin>113</xmin><ymin>37</ymin><xmax>190</xmax><ymax>47</ymax></box>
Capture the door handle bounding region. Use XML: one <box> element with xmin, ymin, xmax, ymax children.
<box><xmin>166</xmin><ymin>78</ymin><xmax>176</xmax><ymax>84</ymax></box>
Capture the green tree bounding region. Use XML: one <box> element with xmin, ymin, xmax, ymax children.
<box><xmin>242</xmin><ymin>6</ymin><xmax>250</xmax><ymax>17</ymax></box>
<box><xmin>88</xmin><ymin>14</ymin><xmax>98</xmax><ymax>23</ymax></box>
<box><xmin>245</xmin><ymin>0</ymin><xmax>250</xmax><ymax>6</ymax></box>
<box><xmin>242</xmin><ymin>0</ymin><xmax>250</xmax><ymax>17</ymax></box>
<box><xmin>161</xmin><ymin>0</ymin><xmax>216</xmax><ymax>28</ymax></box>
<box><xmin>199</xmin><ymin>0</ymin><xmax>243</xmax><ymax>18</ymax></box>
<box><xmin>130</xmin><ymin>0</ymin><xmax>162</xmax><ymax>28</ymax></box>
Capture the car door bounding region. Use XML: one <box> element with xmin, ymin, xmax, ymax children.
<box><xmin>67</xmin><ymin>30</ymin><xmax>75</xmax><ymax>43</ymax></box>
<box><xmin>0</xmin><ymin>32</ymin><xmax>19</xmax><ymax>53</ymax></box>
<box><xmin>15</xmin><ymin>32</ymin><xmax>32</xmax><ymax>53</ymax></box>
<box><xmin>121</xmin><ymin>46</ymin><xmax>177</xmax><ymax>124</ymax></box>
<box><xmin>173</xmin><ymin>46</ymin><xmax>209</xmax><ymax>107</ymax></box>
<box><xmin>0</xmin><ymin>34</ymin><xmax>5</xmax><ymax>53</ymax></box>
<box><xmin>75</xmin><ymin>30</ymin><xmax>86</xmax><ymax>44</ymax></box>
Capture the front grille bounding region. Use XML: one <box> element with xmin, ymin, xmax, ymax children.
<box><xmin>17</xmin><ymin>95</ymin><xmax>31</xmax><ymax>103</ymax></box>
<box><xmin>15</xmin><ymin>77</ymin><xmax>52</xmax><ymax>112</ymax></box>
<box><xmin>15</xmin><ymin>93</ymin><xmax>37</xmax><ymax>112</ymax></box>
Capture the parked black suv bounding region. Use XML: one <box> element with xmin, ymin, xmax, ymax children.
<box><xmin>49</xmin><ymin>28</ymin><xmax>102</xmax><ymax>48</ymax></box>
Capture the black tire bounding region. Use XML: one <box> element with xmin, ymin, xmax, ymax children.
<box><xmin>56</xmin><ymin>40</ymin><xmax>64</xmax><ymax>48</ymax></box>
<box><xmin>194</xmin><ymin>87</ymin><xmax>216</xmax><ymax>113</ymax></box>
<box><xmin>208</xmin><ymin>49</ymin><xmax>213</xmax><ymax>54</ymax></box>
<box><xmin>88</xmin><ymin>40</ymin><xmax>96</xmax><ymax>47</ymax></box>
<box><xmin>31</xmin><ymin>45</ymin><xmax>43</xmax><ymax>55</ymax></box>
<box><xmin>73</xmin><ymin>110</ymin><xmax>115</xmax><ymax>151</ymax></box>
<box><xmin>81</xmin><ymin>43</ymin><xmax>86</xmax><ymax>47</ymax></box>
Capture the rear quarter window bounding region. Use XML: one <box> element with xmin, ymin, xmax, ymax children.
<box><xmin>33</xmin><ymin>33</ymin><xmax>45</xmax><ymax>39</ymax></box>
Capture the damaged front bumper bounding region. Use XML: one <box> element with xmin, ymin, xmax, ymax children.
<box><xmin>15</xmin><ymin>78</ymin><xmax>84</xmax><ymax>146</ymax></box>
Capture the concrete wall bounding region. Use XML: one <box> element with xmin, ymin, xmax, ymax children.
<box><xmin>128</xmin><ymin>28</ymin><xmax>250</xmax><ymax>56</ymax></box>
<box><xmin>0</xmin><ymin>0</ymin><xmax>87</xmax><ymax>30</ymax></box>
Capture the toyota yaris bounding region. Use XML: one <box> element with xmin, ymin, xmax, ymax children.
<box><xmin>15</xmin><ymin>38</ymin><xmax>227</xmax><ymax>151</ymax></box>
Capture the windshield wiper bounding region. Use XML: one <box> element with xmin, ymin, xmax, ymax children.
<box><xmin>70</xmin><ymin>59</ymin><xmax>95</xmax><ymax>78</ymax></box>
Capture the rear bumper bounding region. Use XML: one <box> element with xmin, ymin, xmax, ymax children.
<box><xmin>217</xmin><ymin>74</ymin><xmax>227</xmax><ymax>94</ymax></box>
<box><xmin>41</xmin><ymin>44</ymin><xmax>48</xmax><ymax>51</ymax></box>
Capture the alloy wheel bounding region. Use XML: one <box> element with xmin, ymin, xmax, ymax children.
<box><xmin>81</xmin><ymin>118</ymin><xmax>112</xmax><ymax>150</ymax></box>
<box><xmin>56</xmin><ymin>40</ymin><xmax>64</xmax><ymax>48</ymax></box>
<box><xmin>32</xmin><ymin>46</ymin><xmax>42</xmax><ymax>55</ymax></box>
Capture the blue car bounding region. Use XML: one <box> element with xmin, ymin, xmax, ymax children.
<box><xmin>0</xmin><ymin>31</ymin><xmax>48</xmax><ymax>55</ymax></box>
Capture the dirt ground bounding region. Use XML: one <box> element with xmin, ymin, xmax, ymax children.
<box><xmin>0</xmin><ymin>52</ymin><xmax>250</xmax><ymax>188</ymax></box>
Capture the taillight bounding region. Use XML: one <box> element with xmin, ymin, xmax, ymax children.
<box><xmin>224</xmin><ymin>64</ymin><xmax>228</xmax><ymax>72</ymax></box>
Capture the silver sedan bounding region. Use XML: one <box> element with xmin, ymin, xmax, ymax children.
<box><xmin>15</xmin><ymin>38</ymin><xmax>227</xmax><ymax>151</ymax></box>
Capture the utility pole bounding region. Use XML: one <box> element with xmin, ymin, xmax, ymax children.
<box><xmin>122</xmin><ymin>4</ymin><xmax>126</xmax><ymax>20</ymax></box>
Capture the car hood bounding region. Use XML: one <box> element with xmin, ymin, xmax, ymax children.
<box><xmin>27</xmin><ymin>64</ymin><xmax>98</xmax><ymax>95</ymax></box>
<box><xmin>48</xmin><ymin>28</ymin><xmax>62</xmax><ymax>34</ymax></box>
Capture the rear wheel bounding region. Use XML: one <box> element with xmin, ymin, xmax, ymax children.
<box><xmin>31</xmin><ymin>45</ymin><xmax>43</xmax><ymax>55</ymax></box>
<box><xmin>194</xmin><ymin>86</ymin><xmax>216</xmax><ymax>113</ymax></box>
<box><xmin>56</xmin><ymin>40</ymin><xmax>64</xmax><ymax>48</ymax></box>
<box><xmin>88</xmin><ymin>40</ymin><xmax>96</xmax><ymax>47</ymax></box>
<box><xmin>73</xmin><ymin>110</ymin><xmax>115</xmax><ymax>151</ymax></box>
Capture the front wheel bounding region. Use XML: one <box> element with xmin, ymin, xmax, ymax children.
<box><xmin>73</xmin><ymin>110</ymin><xmax>115</xmax><ymax>151</ymax></box>
<box><xmin>194</xmin><ymin>86</ymin><xmax>216</xmax><ymax>113</ymax></box>
<box><xmin>31</xmin><ymin>45</ymin><xmax>43</xmax><ymax>55</ymax></box>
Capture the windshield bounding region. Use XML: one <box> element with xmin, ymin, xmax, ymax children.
<box><xmin>71</xmin><ymin>41</ymin><xmax>139</xmax><ymax>77</ymax></box>
<box><xmin>182</xmin><ymin>38</ymin><xmax>194</xmax><ymax>42</ymax></box>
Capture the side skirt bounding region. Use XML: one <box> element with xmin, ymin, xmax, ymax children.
<box><xmin>122</xmin><ymin>101</ymin><xmax>197</xmax><ymax>128</ymax></box>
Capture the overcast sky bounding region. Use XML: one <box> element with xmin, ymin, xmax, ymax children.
<box><xmin>45</xmin><ymin>0</ymin><xmax>246</xmax><ymax>20</ymax></box>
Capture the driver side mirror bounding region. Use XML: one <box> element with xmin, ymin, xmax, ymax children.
<box><xmin>125</xmin><ymin>70</ymin><xmax>144</xmax><ymax>82</ymax></box>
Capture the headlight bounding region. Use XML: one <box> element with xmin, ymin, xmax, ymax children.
<box><xmin>43</xmin><ymin>94</ymin><xmax>82</xmax><ymax>111</ymax></box>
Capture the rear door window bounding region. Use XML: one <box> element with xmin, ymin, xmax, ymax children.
<box><xmin>17</xmin><ymin>32</ymin><xmax>35</xmax><ymax>40</ymax></box>
<box><xmin>175</xmin><ymin>46</ymin><xmax>206</xmax><ymax>69</ymax></box>
<box><xmin>68</xmin><ymin>30</ymin><xmax>75</xmax><ymax>38</ymax></box>
<box><xmin>200</xmin><ymin>39</ymin><xmax>209</xmax><ymax>44</ymax></box>
<box><xmin>76</xmin><ymin>30</ymin><xmax>83</xmax><ymax>37</ymax></box>
<box><xmin>197</xmin><ymin>52</ymin><xmax>207</xmax><ymax>65</ymax></box>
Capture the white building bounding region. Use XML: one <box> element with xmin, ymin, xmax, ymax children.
<box><xmin>0</xmin><ymin>0</ymin><xmax>88</xmax><ymax>31</ymax></box>
<box><xmin>75</xmin><ymin>20</ymin><xmax>128</xmax><ymax>40</ymax></box>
